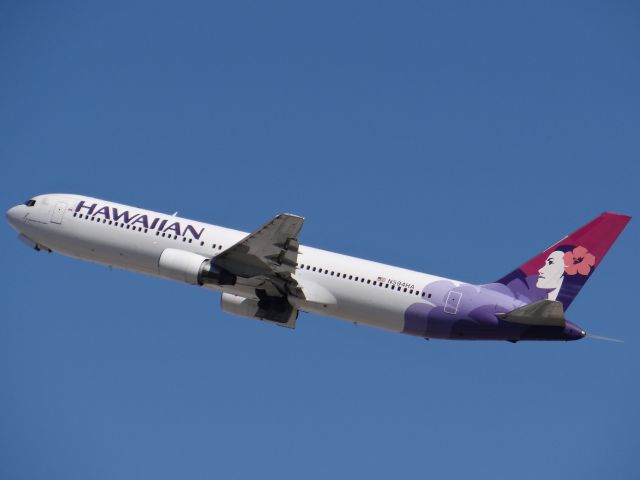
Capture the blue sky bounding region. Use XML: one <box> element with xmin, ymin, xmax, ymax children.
<box><xmin>1</xmin><ymin>1</ymin><xmax>639</xmax><ymax>478</ymax></box>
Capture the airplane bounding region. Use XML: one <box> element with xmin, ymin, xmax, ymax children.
<box><xmin>6</xmin><ymin>194</ymin><xmax>631</xmax><ymax>342</ymax></box>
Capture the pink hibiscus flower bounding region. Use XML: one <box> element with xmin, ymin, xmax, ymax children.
<box><xmin>563</xmin><ymin>246</ymin><xmax>596</xmax><ymax>276</ymax></box>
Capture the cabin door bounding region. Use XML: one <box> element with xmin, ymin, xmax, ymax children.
<box><xmin>50</xmin><ymin>202</ymin><xmax>67</xmax><ymax>224</ymax></box>
<box><xmin>444</xmin><ymin>291</ymin><xmax>462</xmax><ymax>315</ymax></box>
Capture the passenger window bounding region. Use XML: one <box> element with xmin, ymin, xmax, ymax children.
<box><xmin>349</xmin><ymin>275</ymin><xmax>353</xmax><ymax>280</ymax></box>
<box><xmin>200</xmin><ymin>241</ymin><xmax>204</xmax><ymax>246</ymax></box>
<box><xmin>385</xmin><ymin>284</ymin><xmax>389</xmax><ymax>288</ymax></box>
<box><xmin>312</xmin><ymin>267</ymin><xmax>317</xmax><ymax>272</ymax></box>
<box><xmin>189</xmin><ymin>239</ymin><xmax>193</xmax><ymax>243</ymax></box>
<box><xmin>367</xmin><ymin>280</ymin><xmax>371</xmax><ymax>284</ymax></box>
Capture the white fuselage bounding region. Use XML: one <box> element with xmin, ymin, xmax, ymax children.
<box><xmin>7</xmin><ymin>194</ymin><xmax>458</xmax><ymax>334</ymax></box>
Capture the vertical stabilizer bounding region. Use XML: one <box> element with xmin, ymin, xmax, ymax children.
<box><xmin>496</xmin><ymin>212</ymin><xmax>630</xmax><ymax>310</ymax></box>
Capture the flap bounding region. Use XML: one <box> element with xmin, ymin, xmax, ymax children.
<box><xmin>496</xmin><ymin>300</ymin><xmax>566</xmax><ymax>327</ymax></box>
<box><xmin>213</xmin><ymin>213</ymin><xmax>305</xmax><ymax>303</ymax></box>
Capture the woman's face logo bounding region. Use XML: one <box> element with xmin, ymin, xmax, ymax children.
<box><xmin>536</xmin><ymin>251</ymin><xmax>565</xmax><ymax>290</ymax></box>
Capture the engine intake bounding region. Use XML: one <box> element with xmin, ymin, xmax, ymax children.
<box><xmin>158</xmin><ymin>248</ymin><xmax>236</xmax><ymax>286</ymax></box>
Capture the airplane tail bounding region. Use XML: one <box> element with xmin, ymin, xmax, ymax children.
<box><xmin>495</xmin><ymin>212</ymin><xmax>631</xmax><ymax>310</ymax></box>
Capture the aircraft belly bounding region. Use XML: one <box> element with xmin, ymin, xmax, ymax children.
<box><xmin>298</xmin><ymin>276</ymin><xmax>406</xmax><ymax>333</ymax></box>
<box><xmin>333</xmin><ymin>292</ymin><xmax>407</xmax><ymax>333</ymax></box>
<box><xmin>36</xmin><ymin>218</ymin><xmax>161</xmax><ymax>274</ymax></box>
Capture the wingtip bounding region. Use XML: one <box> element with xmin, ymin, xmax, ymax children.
<box><xmin>282</xmin><ymin>213</ymin><xmax>305</xmax><ymax>220</ymax></box>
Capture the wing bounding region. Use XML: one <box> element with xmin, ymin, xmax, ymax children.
<box><xmin>213</xmin><ymin>213</ymin><xmax>305</xmax><ymax>311</ymax></box>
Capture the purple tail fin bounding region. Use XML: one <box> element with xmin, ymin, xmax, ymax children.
<box><xmin>496</xmin><ymin>212</ymin><xmax>631</xmax><ymax>310</ymax></box>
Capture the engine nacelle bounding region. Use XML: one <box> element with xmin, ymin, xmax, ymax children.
<box><xmin>158</xmin><ymin>248</ymin><xmax>236</xmax><ymax>286</ymax></box>
<box><xmin>221</xmin><ymin>292</ymin><xmax>298</xmax><ymax>327</ymax></box>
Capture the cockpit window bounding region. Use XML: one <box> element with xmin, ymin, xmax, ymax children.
<box><xmin>24</xmin><ymin>199</ymin><xmax>36</xmax><ymax>207</ymax></box>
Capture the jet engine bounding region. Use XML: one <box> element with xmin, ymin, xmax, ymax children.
<box><xmin>158</xmin><ymin>248</ymin><xmax>236</xmax><ymax>286</ymax></box>
<box><xmin>221</xmin><ymin>292</ymin><xmax>298</xmax><ymax>327</ymax></box>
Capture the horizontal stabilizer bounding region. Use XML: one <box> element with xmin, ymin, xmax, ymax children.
<box><xmin>496</xmin><ymin>300</ymin><xmax>565</xmax><ymax>327</ymax></box>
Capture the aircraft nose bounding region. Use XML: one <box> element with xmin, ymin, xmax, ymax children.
<box><xmin>6</xmin><ymin>205</ymin><xmax>22</xmax><ymax>230</ymax></box>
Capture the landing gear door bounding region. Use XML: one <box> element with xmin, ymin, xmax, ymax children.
<box><xmin>51</xmin><ymin>202</ymin><xmax>67</xmax><ymax>224</ymax></box>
